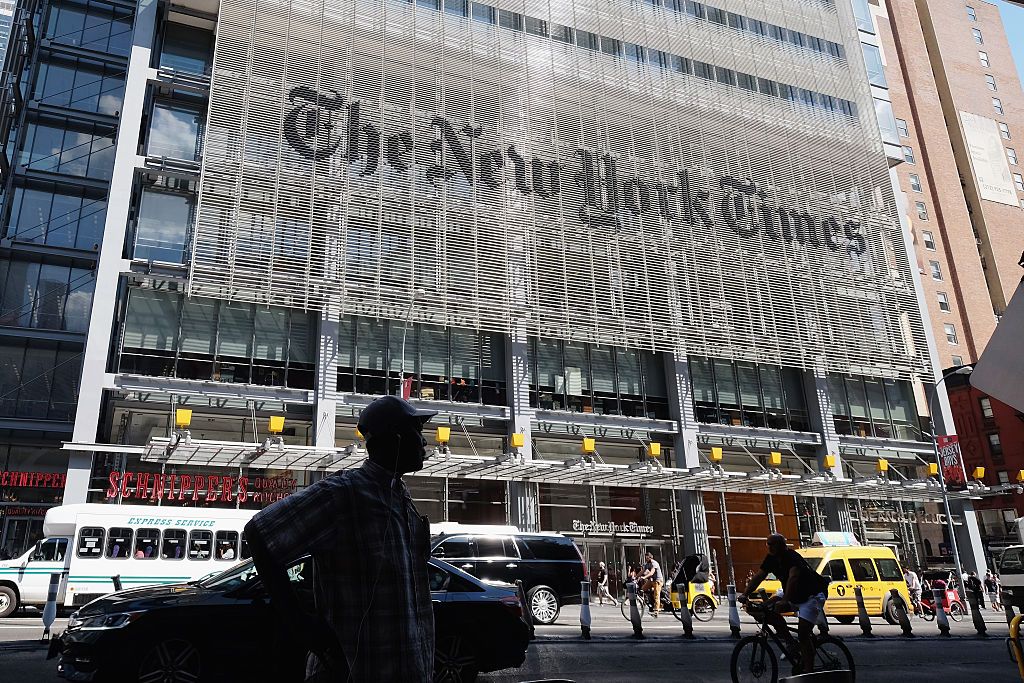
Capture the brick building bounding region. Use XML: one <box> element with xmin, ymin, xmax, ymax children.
<box><xmin>947</xmin><ymin>369</ymin><xmax>1024</xmax><ymax>560</ymax></box>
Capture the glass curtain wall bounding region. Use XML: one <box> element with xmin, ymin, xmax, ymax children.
<box><xmin>827</xmin><ymin>373</ymin><xmax>923</xmax><ymax>440</ymax></box>
<box><xmin>527</xmin><ymin>338</ymin><xmax>669</xmax><ymax>419</ymax></box>
<box><xmin>131</xmin><ymin>177</ymin><xmax>197</xmax><ymax>263</ymax></box>
<box><xmin>689</xmin><ymin>356</ymin><xmax>809</xmax><ymax>431</ymax></box>
<box><xmin>336</xmin><ymin>315</ymin><xmax>506</xmax><ymax>405</ymax></box>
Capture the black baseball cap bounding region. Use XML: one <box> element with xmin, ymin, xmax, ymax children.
<box><xmin>357</xmin><ymin>395</ymin><xmax>437</xmax><ymax>437</ymax></box>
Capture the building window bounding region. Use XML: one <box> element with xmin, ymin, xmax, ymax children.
<box><xmin>930</xmin><ymin>260</ymin><xmax>942</xmax><ymax>279</ymax></box>
<box><xmin>909</xmin><ymin>173</ymin><xmax>922</xmax><ymax>192</ymax></box>
<box><xmin>0</xmin><ymin>338</ymin><xmax>82</xmax><ymax>420</ymax></box>
<box><xmin>0</xmin><ymin>260</ymin><xmax>95</xmax><ymax>331</ymax></box>
<box><xmin>827</xmin><ymin>373</ymin><xmax>922</xmax><ymax>440</ymax></box>
<box><xmin>979</xmin><ymin>50</ymin><xmax>989</xmax><ymax>67</ymax></box>
<box><xmin>132</xmin><ymin>182</ymin><xmax>196</xmax><ymax>264</ymax></box>
<box><xmin>1014</xmin><ymin>173</ymin><xmax>1024</xmax><ymax>191</ymax></box>
<box><xmin>974</xmin><ymin>28</ymin><xmax>984</xmax><ymax>44</ymax></box>
<box><xmin>1000</xmin><ymin>122</ymin><xmax>1012</xmax><ymax>139</ymax></box>
<box><xmin>903</xmin><ymin>145</ymin><xmax>915</xmax><ymax>163</ymax></box>
<box><xmin>36</xmin><ymin>59</ymin><xmax>125</xmax><ymax>116</ymax></box>
<box><xmin>147</xmin><ymin>100</ymin><xmax>203</xmax><ymax>160</ymax></box>
<box><xmin>862</xmin><ymin>44</ymin><xmax>887</xmax><ymax>87</ymax></box>
<box><xmin>944</xmin><ymin>323</ymin><xmax>958</xmax><ymax>345</ymax></box>
<box><xmin>922</xmin><ymin>230</ymin><xmax>935</xmax><ymax>249</ymax></box>
<box><xmin>988</xmin><ymin>433</ymin><xmax>1003</xmax><ymax>456</ymax></box>
<box><xmin>967</xmin><ymin>5</ymin><xmax>977</xmax><ymax>20</ymax></box>
<box><xmin>916</xmin><ymin>201</ymin><xmax>929</xmax><ymax>220</ymax></box>
<box><xmin>980</xmin><ymin>397</ymin><xmax>994</xmax><ymax>418</ymax></box>
<box><xmin>896</xmin><ymin>118</ymin><xmax>910</xmax><ymax>137</ymax></box>
<box><xmin>951</xmin><ymin>355</ymin><xmax>964</xmax><ymax>366</ymax></box>
<box><xmin>993</xmin><ymin>98</ymin><xmax>1004</xmax><ymax>115</ymax></box>
<box><xmin>159</xmin><ymin>22</ymin><xmax>214</xmax><ymax>75</ymax></box>
<box><xmin>998</xmin><ymin>471</ymin><xmax>1010</xmax><ymax>484</ymax></box>
<box><xmin>986</xmin><ymin>74</ymin><xmax>997</xmax><ymax>91</ymax></box>
<box><xmin>689</xmin><ymin>356</ymin><xmax>809</xmax><ymax>431</ymax></box>
<box><xmin>937</xmin><ymin>291</ymin><xmax>951</xmax><ymax>312</ymax></box>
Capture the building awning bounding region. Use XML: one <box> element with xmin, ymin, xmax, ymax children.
<box><xmin>106</xmin><ymin>437</ymin><xmax>980</xmax><ymax>503</ymax></box>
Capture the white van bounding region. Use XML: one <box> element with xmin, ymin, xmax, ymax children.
<box><xmin>998</xmin><ymin>544</ymin><xmax>1024</xmax><ymax>608</ymax></box>
<box><xmin>0</xmin><ymin>503</ymin><xmax>259</xmax><ymax>617</ymax></box>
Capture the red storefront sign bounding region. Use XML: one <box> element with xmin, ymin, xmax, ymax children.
<box><xmin>937</xmin><ymin>435</ymin><xmax>968</xmax><ymax>492</ymax></box>
<box><xmin>106</xmin><ymin>471</ymin><xmax>297</xmax><ymax>506</ymax></box>
<box><xmin>0</xmin><ymin>470</ymin><xmax>67</xmax><ymax>489</ymax></box>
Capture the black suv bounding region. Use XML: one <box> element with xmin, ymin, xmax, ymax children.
<box><xmin>430</xmin><ymin>530</ymin><xmax>585</xmax><ymax>625</ymax></box>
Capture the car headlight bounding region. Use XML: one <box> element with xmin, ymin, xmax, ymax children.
<box><xmin>67</xmin><ymin>611</ymin><xmax>143</xmax><ymax>631</ymax></box>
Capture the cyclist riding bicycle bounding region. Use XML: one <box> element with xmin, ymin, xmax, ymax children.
<box><xmin>739</xmin><ymin>534</ymin><xmax>830</xmax><ymax>675</ymax></box>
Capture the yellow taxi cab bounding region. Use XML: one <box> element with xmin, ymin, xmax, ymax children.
<box><xmin>798</xmin><ymin>544</ymin><xmax>911</xmax><ymax>624</ymax></box>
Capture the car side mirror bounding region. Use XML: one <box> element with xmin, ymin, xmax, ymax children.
<box><xmin>434</xmin><ymin>547</ymin><xmax>444</xmax><ymax>557</ymax></box>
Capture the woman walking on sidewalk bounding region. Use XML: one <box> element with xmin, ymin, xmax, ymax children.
<box><xmin>595</xmin><ymin>562</ymin><xmax>615</xmax><ymax>605</ymax></box>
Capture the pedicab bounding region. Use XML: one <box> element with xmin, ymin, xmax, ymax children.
<box><xmin>919</xmin><ymin>583</ymin><xmax>966</xmax><ymax>622</ymax></box>
<box><xmin>669</xmin><ymin>553</ymin><xmax>719</xmax><ymax>622</ymax></box>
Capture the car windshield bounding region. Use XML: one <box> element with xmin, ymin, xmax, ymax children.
<box><xmin>197</xmin><ymin>559</ymin><xmax>260</xmax><ymax>590</ymax></box>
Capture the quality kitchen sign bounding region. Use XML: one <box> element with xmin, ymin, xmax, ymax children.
<box><xmin>282</xmin><ymin>87</ymin><xmax>869</xmax><ymax>256</ymax></box>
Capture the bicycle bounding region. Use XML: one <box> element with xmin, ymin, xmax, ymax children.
<box><xmin>619</xmin><ymin>581</ymin><xmax>677</xmax><ymax>621</ymax></box>
<box><xmin>730</xmin><ymin>592</ymin><xmax>855</xmax><ymax>682</ymax></box>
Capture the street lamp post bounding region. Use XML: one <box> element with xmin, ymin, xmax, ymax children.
<box><xmin>926</xmin><ymin>365</ymin><xmax>973</xmax><ymax>600</ymax></box>
<box><xmin>397</xmin><ymin>288</ymin><xmax>425</xmax><ymax>397</ymax></box>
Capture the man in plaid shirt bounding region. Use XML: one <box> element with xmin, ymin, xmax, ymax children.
<box><xmin>246</xmin><ymin>396</ymin><xmax>437</xmax><ymax>681</ymax></box>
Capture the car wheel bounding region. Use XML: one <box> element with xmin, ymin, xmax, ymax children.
<box><xmin>433</xmin><ymin>635</ymin><xmax>478</xmax><ymax>683</ymax></box>
<box><xmin>883</xmin><ymin>598</ymin><xmax>899</xmax><ymax>625</ymax></box>
<box><xmin>0</xmin><ymin>586</ymin><xmax>16</xmax><ymax>618</ymax></box>
<box><xmin>527</xmin><ymin>586</ymin><xmax>560</xmax><ymax>625</ymax></box>
<box><xmin>136</xmin><ymin>637</ymin><xmax>201</xmax><ymax>683</ymax></box>
<box><xmin>834</xmin><ymin>615</ymin><xmax>855</xmax><ymax>625</ymax></box>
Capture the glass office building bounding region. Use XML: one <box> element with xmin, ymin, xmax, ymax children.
<box><xmin>0</xmin><ymin>0</ymin><xmax>987</xmax><ymax>580</ymax></box>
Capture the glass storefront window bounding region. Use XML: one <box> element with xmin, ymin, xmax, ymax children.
<box><xmin>539</xmin><ymin>483</ymin><xmax>591</xmax><ymax>533</ymax></box>
<box><xmin>447</xmin><ymin>479</ymin><xmax>507</xmax><ymax>525</ymax></box>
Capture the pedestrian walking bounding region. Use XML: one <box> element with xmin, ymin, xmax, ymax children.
<box><xmin>904</xmin><ymin>566</ymin><xmax>922</xmax><ymax>614</ymax></box>
<box><xmin>595</xmin><ymin>562</ymin><xmax>615</xmax><ymax>605</ymax></box>
<box><xmin>985</xmin><ymin>572</ymin><xmax>1000</xmax><ymax>611</ymax></box>
<box><xmin>640</xmin><ymin>552</ymin><xmax>665</xmax><ymax>617</ymax></box>
<box><xmin>244</xmin><ymin>395</ymin><xmax>438</xmax><ymax>681</ymax></box>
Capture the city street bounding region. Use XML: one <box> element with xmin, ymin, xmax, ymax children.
<box><xmin>0</xmin><ymin>603</ymin><xmax>1019</xmax><ymax>682</ymax></box>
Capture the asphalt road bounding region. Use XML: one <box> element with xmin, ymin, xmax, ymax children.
<box><xmin>0</xmin><ymin>636</ymin><xmax>1016</xmax><ymax>682</ymax></box>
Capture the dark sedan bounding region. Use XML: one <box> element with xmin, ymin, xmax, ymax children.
<box><xmin>52</xmin><ymin>557</ymin><xmax>529</xmax><ymax>683</ymax></box>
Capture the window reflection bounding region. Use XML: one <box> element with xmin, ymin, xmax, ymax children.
<box><xmin>159</xmin><ymin>23</ymin><xmax>214</xmax><ymax>74</ymax></box>
<box><xmin>827</xmin><ymin>373</ymin><xmax>923</xmax><ymax>441</ymax></box>
<box><xmin>689</xmin><ymin>356</ymin><xmax>809</xmax><ymax>432</ymax></box>
<box><xmin>133</xmin><ymin>186</ymin><xmax>195</xmax><ymax>263</ymax></box>
<box><xmin>148</xmin><ymin>100</ymin><xmax>203</xmax><ymax>160</ymax></box>
<box><xmin>6</xmin><ymin>187</ymin><xmax>105</xmax><ymax>249</ymax></box>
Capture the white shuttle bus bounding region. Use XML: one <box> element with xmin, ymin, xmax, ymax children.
<box><xmin>0</xmin><ymin>503</ymin><xmax>259</xmax><ymax>616</ymax></box>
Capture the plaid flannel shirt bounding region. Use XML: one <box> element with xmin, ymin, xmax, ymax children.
<box><xmin>249</xmin><ymin>459</ymin><xmax>434</xmax><ymax>681</ymax></box>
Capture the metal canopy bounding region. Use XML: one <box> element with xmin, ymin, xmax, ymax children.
<box><xmin>130</xmin><ymin>438</ymin><xmax>971</xmax><ymax>503</ymax></box>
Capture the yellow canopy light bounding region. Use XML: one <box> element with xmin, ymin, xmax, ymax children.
<box><xmin>174</xmin><ymin>408</ymin><xmax>192</xmax><ymax>429</ymax></box>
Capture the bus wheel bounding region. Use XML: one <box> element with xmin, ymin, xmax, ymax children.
<box><xmin>0</xmin><ymin>586</ymin><xmax>17</xmax><ymax>618</ymax></box>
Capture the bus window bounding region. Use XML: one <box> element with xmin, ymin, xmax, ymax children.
<box><xmin>240</xmin><ymin>533</ymin><xmax>250</xmax><ymax>560</ymax></box>
<box><xmin>189</xmin><ymin>530</ymin><xmax>213</xmax><ymax>560</ymax></box>
<box><xmin>215</xmin><ymin>531</ymin><xmax>238</xmax><ymax>561</ymax></box>
<box><xmin>77</xmin><ymin>528</ymin><xmax>105</xmax><ymax>558</ymax></box>
<box><xmin>134</xmin><ymin>529</ymin><xmax>160</xmax><ymax>559</ymax></box>
<box><xmin>106</xmin><ymin>527</ymin><xmax>133</xmax><ymax>559</ymax></box>
<box><xmin>162</xmin><ymin>529</ymin><xmax>186</xmax><ymax>559</ymax></box>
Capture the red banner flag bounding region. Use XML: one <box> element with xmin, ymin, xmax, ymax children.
<box><xmin>936</xmin><ymin>435</ymin><xmax>968</xmax><ymax>492</ymax></box>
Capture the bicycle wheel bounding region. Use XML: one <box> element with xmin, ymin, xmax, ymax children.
<box><xmin>620</xmin><ymin>594</ymin><xmax>647</xmax><ymax>621</ymax></box>
<box><xmin>949</xmin><ymin>602</ymin><xmax>965</xmax><ymax>622</ymax></box>
<box><xmin>812</xmin><ymin>635</ymin><xmax>855</xmax><ymax>679</ymax></box>
<box><xmin>691</xmin><ymin>595</ymin><xmax>716</xmax><ymax>622</ymax></box>
<box><xmin>731</xmin><ymin>636</ymin><xmax>778</xmax><ymax>683</ymax></box>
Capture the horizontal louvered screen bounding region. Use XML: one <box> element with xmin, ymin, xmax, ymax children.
<box><xmin>191</xmin><ymin>0</ymin><xmax>932</xmax><ymax>381</ymax></box>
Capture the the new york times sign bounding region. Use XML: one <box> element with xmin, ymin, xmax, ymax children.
<box><xmin>283</xmin><ymin>86</ymin><xmax>867</xmax><ymax>255</ymax></box>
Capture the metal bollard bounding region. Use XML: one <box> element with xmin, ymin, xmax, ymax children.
<box><xmin>111</xmin><ymin>575</ymin><xmax>122</xmax><ymax>592</ymax></box>
<box><xmin>967</xmin><ymin>588</ymin><xmax>987</xmax><ymax>637</ymax></box>
<box><xmin>627</xmin><ymin>582</ymin><xmax>644</xmax><ymax>639</ymax></box>
<box><xmin>727</xmin><ymin>584</ymin><xmax>741</xmax><ymax>639</ymax></box>
<box><xmin>516</xmin><ymin>580</ymin><xmax>534</xmax><ymax>641</ymax></box>
<box><xmin>41</xmin><ymin>572</ymin><xmax>60</xmax><ymax>641</ymax></box>
<box><xmin>932</xmin><ymin>587</ymin><xmax>950</xmax><ymax>636</ymax></box>
<box><xmin>676</xmin><ymin>583</ymin><xmax>694</xmax><ymax>639</ymax></box>
<box><xmin>854</xmin><ymin>585</ymin><xmax>873</xmax><ymax>637</ymax></box>
<box><xmin>580</xmin><ymin>580</ymin><xmax>592</xmax><ymax>640</ymax></box>
<box><xmin>889</xmin><ymin>589</ymin><xmax>914</xmax><ymax>637</ymax></box>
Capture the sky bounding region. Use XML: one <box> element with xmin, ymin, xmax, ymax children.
<box><xmin>994</xmin><ymin>0</ymin><xmax>1024</xmax><ymax>81</ymax></box>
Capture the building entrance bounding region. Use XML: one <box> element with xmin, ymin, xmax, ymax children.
<box><xmin>577</xmin><ymin>537</ymin><xmax>672</xmax><ymax>602</ymax></box>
